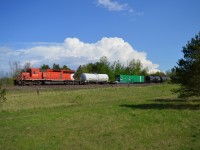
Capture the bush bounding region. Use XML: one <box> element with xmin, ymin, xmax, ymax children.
<box><xmin>0</xmin><ymin>78</ymin><xmax>14</xmax><ymax>86</ymax></box>
<box><xmin>0</xmin><ymin>86</ymin><xmax>7</xmax><ymax>103</ymax></box>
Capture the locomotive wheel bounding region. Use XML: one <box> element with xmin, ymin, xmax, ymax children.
<box><xmin>22</xmin><ymin>81</ymin><xmax>26</xmax><ymax>86</ymax></box>
<box><xmin>37</xmin><ymin>81</ymin><xmax>42</xmax><ymax>85</ymax></box>
<box><xmin>18</xmin><ymin>81</ymin><xmax>22</xmax><ymax>86</ymax></box>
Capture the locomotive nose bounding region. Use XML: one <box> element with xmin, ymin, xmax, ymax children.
<box><xmin>71</xmin><ymin>74</ymin><xmax>75</xmax><ymax>80</ymax></box>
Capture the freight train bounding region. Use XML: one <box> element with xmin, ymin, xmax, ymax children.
<box><xmin>14</xmin><ymin>68</ymin><xmax>168</xmax><ymax>86</ymax></box>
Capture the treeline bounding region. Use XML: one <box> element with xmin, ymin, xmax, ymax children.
<box><xmin>74</xmin><ymin>56</ymin><xmax>149</xmax><ymax>81</ymax></box>
<box><xmin>40</xmin><ymin>63</ymin><xmax>70</xmax><ymax>71</ymax></box>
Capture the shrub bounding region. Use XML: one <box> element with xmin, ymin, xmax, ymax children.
<box><xmin>0</xmin><ymin>86</ymin><xmax>7</xmax><ymax>103</ymax></box>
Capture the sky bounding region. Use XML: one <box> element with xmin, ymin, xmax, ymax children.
<box><xmin>0</xmin><ymin>0</ymin><xmax>199</xmax><ymax>75</ymax></box>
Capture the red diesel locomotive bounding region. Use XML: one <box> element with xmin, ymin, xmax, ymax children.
<box><xmin>14</xmin><ymin>68</ymin><xmax>75</xmax><ymax>85</ymax></box>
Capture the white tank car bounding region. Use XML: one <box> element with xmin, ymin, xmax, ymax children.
<box><xmin>80</xmin><ymin>73</ymin><xmax>109</xmax><ymax>83</ymax></box>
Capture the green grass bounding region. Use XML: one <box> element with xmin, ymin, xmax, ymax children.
<box><xmin>0</xmin><ymin>84</ymin><xmax>200</xmax><ymax>149</ymax></box>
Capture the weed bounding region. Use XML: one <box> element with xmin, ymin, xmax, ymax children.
<box><xmin>0</xmin><ymin>86</ymin><xmax>7</xmax><ymax>103</ymax></box>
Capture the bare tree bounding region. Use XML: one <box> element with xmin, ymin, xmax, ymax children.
<box><xmin>9</xmin><ymin>61</ymin><xmax>21</xmax><ymax>78</ymax></box>
<box><xmin>23</xmin><ymin>62</ymin><xmax>31</xmax><ymax>72</ymax></box>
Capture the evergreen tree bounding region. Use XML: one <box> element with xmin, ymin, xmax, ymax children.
<box><xmin>172</xmin><ymin>32</ymin><xmax>200</xmax><ymax>98</ymax></box>
<box><xmin>52</xmin><ymin>63</ymin><xmax>60</xmax><ymax>71</ymax></box>
<box><xmin>40</xmin><ymin>64</ymin><xmax>50</xmax><ymax>71</ymax></box>
<box><xmin>73</xmin><ymin>65</ymin><xmax>83</xmax><ymax>80</ymax></box>
<box><xmin>62</xmin><ymin>65</ymin><xmax>70</xmax><ymax>70</ymax></box>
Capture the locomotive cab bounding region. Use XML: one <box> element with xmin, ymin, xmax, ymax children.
<box><xmin>14</xmin><ymin>68</ymin><xmax>43</xmax><ymax>85</ymax></box>
<box><xmin>29</xmin><ymin>68</ymin><xmax>42</xmax><ymax>79</ymax></box>
<box><xmin>20</xmin><ymin>68</ymin><xmax>42</xmax><ymax>79</ymax></box>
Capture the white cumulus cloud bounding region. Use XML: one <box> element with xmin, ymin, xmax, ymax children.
<box><xmin>0</xmin><ymin>37</ymin><xmax>159</xmax><ymax>74</ymax></box>
<box><xmin>97</xmin><ymin>0</ymin><xmax>128</xmax><ymax>11</ymax></box>
<box><xmin>97</xmin><ymin>0</ymin><xmax>143</xmax><ymax>16</ymax></box>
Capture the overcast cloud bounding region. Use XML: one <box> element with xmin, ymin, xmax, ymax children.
<box><xmin>0</xmin><ymin>37</ymin><xmax>159</xmax><ymax>74</ymax></box>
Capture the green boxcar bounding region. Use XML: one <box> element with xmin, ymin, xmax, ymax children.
<box><xmin>115</xmin><ymin>75</ymin><xmax>145</xmax><ymax>83</ymax></box>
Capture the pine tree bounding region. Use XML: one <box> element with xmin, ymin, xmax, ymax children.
<box><xmin>172</xmin><ymin>32</ymin><xmax>200</xmax><ymax>98</ymax></box>
<box><xmin>52</xmin><ymin>63</ymin><xmax>60</xmax><ymax>71</ymax></box>
<box><xmin>40</xmin><ymin>64</ymin><xmax>50</xmax><ymax>71</ymax></box>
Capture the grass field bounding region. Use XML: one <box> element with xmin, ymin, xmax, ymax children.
<box><xmin>0</xmin><ymin>84</ymin><xmax>200</xmax><ymax>150</ymax></box>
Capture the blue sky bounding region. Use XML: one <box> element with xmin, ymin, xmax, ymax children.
<box><xmin>0</xmin><ymin>0</ymin><xmax>199</xmax><ymax>74</ymax></box>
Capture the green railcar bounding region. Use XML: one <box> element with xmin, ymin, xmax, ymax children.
<box><xmin>115</xmin><ymin>75</ymin><xmax>145</xmax><ymax>83</ymax></box>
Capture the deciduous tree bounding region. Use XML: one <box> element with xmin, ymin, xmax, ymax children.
<box><xmin>9</xmin><ymin>61</ymin><xmax>21</xmax><ymax>78</ymax></box>
<box><xmin>23</xmin><ymin>62</ymin><xmax>31</xmax><ymax>72</ymax></box>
